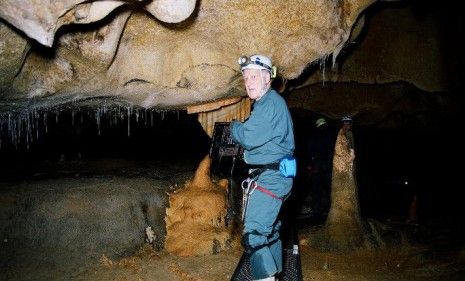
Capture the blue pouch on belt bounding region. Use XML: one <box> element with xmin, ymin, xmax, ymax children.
<box><xmin>279</xmin><ymin>155</ymin><xmax>297</xmax><ymax>178</ymax></box>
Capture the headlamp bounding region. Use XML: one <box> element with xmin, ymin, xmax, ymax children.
<box><xmin>238</xmin><ymin>55</ymin><xmax>250</xmax><ymax>68</ymax></box>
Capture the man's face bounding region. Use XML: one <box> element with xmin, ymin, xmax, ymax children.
<box><xmin>242</xmin><ymin>68</ymin><xmax>270</xmax><ymax>100</ymax></box>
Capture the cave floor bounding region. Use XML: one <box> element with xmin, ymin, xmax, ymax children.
<box><xmin>75</xmin><ymin>241</ymin><xmax>464</xmax><ymax>281</ymax></box>
<box><xmin>1</xmin><ymin>158</ymin><xmax>464</xmax><ymax>281</ymax></box>
<box><xmin>2</xmin><ymin>239</ymin><xmax>463</xmax><ymax>281</ymax></box>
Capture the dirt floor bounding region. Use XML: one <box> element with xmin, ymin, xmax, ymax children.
<box><xmin>74</xmin><ymin>235</ymin><xmax>465</xmax><ymax>281</ymax></box>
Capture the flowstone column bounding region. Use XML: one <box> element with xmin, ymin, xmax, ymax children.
<box><xmin>314</xmin><ymin>128</ymin><xmax>366</xmax><ymax>252</ymax></box>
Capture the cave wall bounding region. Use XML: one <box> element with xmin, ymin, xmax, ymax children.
<box><xmin>287</xmin><ymin>82</ymin><xmax>457</xmax><ymax>128</ymax></box>
<box><xmin>300</xmin><ymin>2</ymin><xmax>465</xmax><ymax>93</ymax></box>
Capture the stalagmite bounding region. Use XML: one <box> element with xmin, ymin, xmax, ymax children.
<box><xmin>311</xmin><ymin>128</ymin><xmax>367</xmax><ymax>252</ymax></box>
<box><xmin>164</xmin><ymin>155</ymin><xmax>238</xmax><ymax>256</ymax></box>
<box><xmin>324</xmin><ymin>128</ymin><xmax>365</xmax><ymax>251</ymax></box>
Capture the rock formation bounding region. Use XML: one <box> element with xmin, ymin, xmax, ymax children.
<box><xmin>1</xmin><ymin>1</ymin><xmax>461</xmax><ymax>132</ymax></box>
<box><xmin>164</xmin><ymin>155</ymin><xmax>237</xmax><ymax>256</ymax></box>
<box><xmin>0</xmin><ymin>0</ymin><xmax>376</xmax><ymax>112</ymax></box>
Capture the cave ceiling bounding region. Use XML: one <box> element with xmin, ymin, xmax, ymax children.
<box><xmin>286</xmin><ymin>1</ymin><xmax>464</xmax><ymax>127</ymax></box>
<box><xmin>0</xmin><ymin>0</ymin><xmax>462</xmax><ymax>123</ymax></box>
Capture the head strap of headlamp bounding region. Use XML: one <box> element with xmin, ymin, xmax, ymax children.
<box><xmin>238</xmin><ymin>55</ymin><xmax>277</xmax><ymax>78</ymax></box>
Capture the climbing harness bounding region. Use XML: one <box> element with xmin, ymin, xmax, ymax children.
<box><xmin>241</xmin><ymin>176</ymin><xmax>257</xmax><ymax>221</ymax></box>
<box><xmin>241</xmin><ymin>168</ymin><xmax>285</xmax><ymax>221</ymax></box>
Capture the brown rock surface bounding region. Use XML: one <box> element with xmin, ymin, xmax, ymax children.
<box><xmin>165</xmin><ymin>155</ymin><xmax>238</xmax><ymax>256</ymax></box>
<box><xmin>0</xmin><ymin>0</ymin><xmax>375</xmax><ymax>111</ymax></box>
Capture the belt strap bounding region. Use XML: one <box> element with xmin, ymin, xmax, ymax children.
<box><xmin>255</xmin><ymin>185</ymin><xmax>283</xmax><ymax>201</ymax></box>
<box><xmin>248</xmin><ymin>163</ymin><xmax>279</xmax><ymax>170</ymax></box>
<box><xmin>248</xmin><ymin>163</ymin><xmax>279</xmax><ymax>179</ymax></box>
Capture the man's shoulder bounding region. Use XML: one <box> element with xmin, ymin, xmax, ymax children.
<box><xmin>263</xmin><ymin>89</ymin><xmax>286</xmax><ymax>105</ymax></box>
<box><xmin>267</xmin><ymin>88</ymin><xmax>280</xmax><ymax>98</ymax></box>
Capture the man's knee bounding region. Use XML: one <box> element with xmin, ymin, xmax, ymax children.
<box><xmin>242</xmin><ymin>230</ymin><xmax>279</xmax><ymax>254</ymax></box>
<box><xmin>242</xmin><ymin>231</ymin><xmax>265</xmax><ymax>253</ymax></box>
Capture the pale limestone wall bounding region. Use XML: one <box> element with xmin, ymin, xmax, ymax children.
<box><xmin>0</xmin><ymin>0</ymin><xmax>375</xmax><ymax>111</ymax></box>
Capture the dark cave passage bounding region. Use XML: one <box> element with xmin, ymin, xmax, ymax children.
<box><xmin>0</xmin><ymin>105</ymin><xmax>464</xmax><ymax>281</ymax></box>
<box><xmin>290</xmin><ymin>109</ymin><xmax>464</xmax><ymax>240</ymax></box>
<box><xmin>1</xmin><ymin>106</ymin><xmax>463</xmax><ymax>233</ymax></box>
<box><xmin>0</xmin><ymin>107</ymin><xmax>211</xmax><ymax>180</ymax></box>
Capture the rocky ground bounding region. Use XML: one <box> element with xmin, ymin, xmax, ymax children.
<box><xmin>75</xmin><ymin>233</ymin><xmax>465</xmax><ymax>281</ymax></box>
